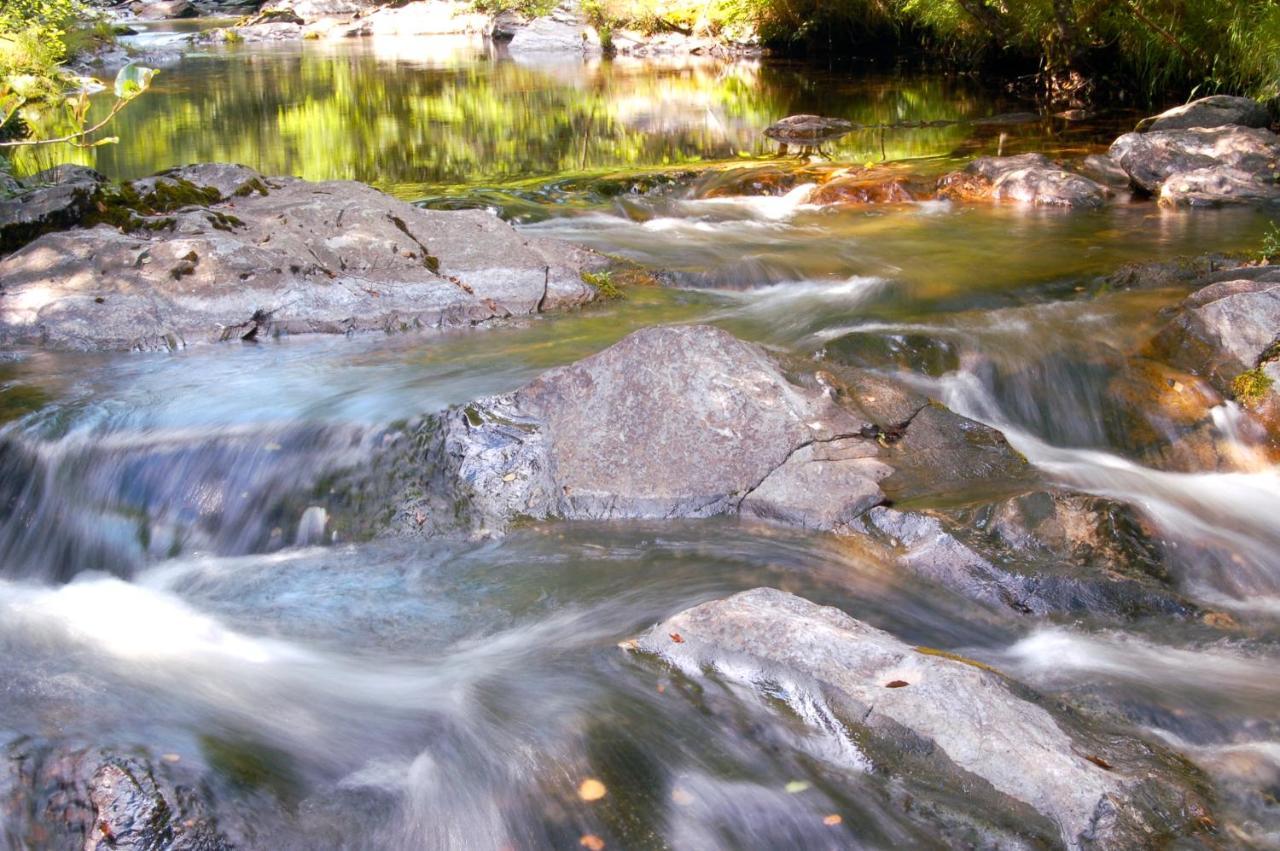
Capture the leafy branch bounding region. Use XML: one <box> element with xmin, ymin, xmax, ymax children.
<box><xmin>0</xmin><ymin>62</ymin><xmax>155</xmax><ymax>148</ymax></box>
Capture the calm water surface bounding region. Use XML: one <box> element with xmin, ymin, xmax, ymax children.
<box><xmin>4</xmin><ymin>34</ymin><xmax>1280</xmax><ymax>849</ymax></box>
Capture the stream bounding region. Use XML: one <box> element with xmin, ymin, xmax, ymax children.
<box><xmin>3</xmin><ymin>30</ymin><xmax>1280</xmax><ymax>849</ymax></box>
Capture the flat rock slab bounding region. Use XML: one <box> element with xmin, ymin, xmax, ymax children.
<box><xmin>628</xmin><ymin>588</ymin><xmax>1213</xmax><ymax>849</ymax></box>
<box><xmin>0</xmin><ymin>164</ymin><xmax>600</xmax><ymax>351</ymax></box>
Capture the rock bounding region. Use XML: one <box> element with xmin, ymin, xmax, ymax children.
<box><xmin>131</xmin><ymin>162</ymin><xmax>267</xmax><ymax>201</ymax></box>
<box><xmin>0</xmin><ymin>165</ymin><xmax>105</xmax><ymax>255</ymax></box>
<box><xmin>1137</xmin><ymin>95</ymin><xmax>1271</xmax><ymax>133</ymax></box>
<box><xmin>2</xmin><ymin>742</ymin><xmax>231</xmax><ymax>850</ymax></box>
<box><xmin>739</xmin><ymin>438</ymin><xmax>891</xmax><ymax>531</ymax></box>
<box><xmin>763</xmin><ymin>115</ymin><xmax>855</xmax><ymax>146</ymax></box>
<box><xmin>1159</xmin><ymin>165</ymin><xmax>1280</xmax><ymax>206</ymax></box>
<box><xmin>877</xmin><ymin>402</ymin><xmax>1035</xmax><ymax>503</ymax></box>
<box><xmin>361</xmin><ymin>0</ymin><xmax>491</xmax><ymax>36</ymax></box>
<box><xmin>937</xmin><ymin>154</ymin><xmax>1111</xmax><ymax>208</ymax></box>
<box><xmin>1074</xmin><ymin>153</ymin><xmax>1132</xmax><ymax>189</ymax></box>
<box><xmin>628</xmin><ymin>588</ymin><xmax>1214</xmax><ymax>849</ymax></box>
<box><xmin>491</xmin><ymin>8</ymin><xmax>527</xmax><ymax>39</ymax></box>
<box><xmin>432</xmin><ymin>325</ymin><xmax>868</xmax><ymax>531</ymax></box>
<box><xmin>808</xmin><ymin>174</ymin><xmax>915</xmax><ymax>206</ymax></box>
<box><xmin>1148</xmin><ymin>277</ymin><xmax>1280</xmax><ymax>387</ymax></box>
<box><xmin>264</xmin><ymin>0</ymin><xmax>367</xmax><ymax>20</ymax></box>
<box><xmin>130</xmin><ymin>0</ymin><xmax>197</xmax><ymax>17</ymax></box>
<box><xmin>861</xmin><ymin>491</ymin><xmax>1196</xmax><ymax>619</ymax></box>
<box><xmin>372</xmin><ymin>326</ymin><xmax>1039</xmax><ymax>539</ymax></box>
<box><xmin>1108</xmin><ymin>126</ymin><xmax>1280</xmax><ymax>204</ymax></box>
<box><xmin>0</xmin><ymin>164</ymin><xmax>602</xmax><ymax>350</ymax></box>
<box><xmin>506</xmin><ymin>1</ymin><xmax>601</xmax><ymax>55</ymax></box>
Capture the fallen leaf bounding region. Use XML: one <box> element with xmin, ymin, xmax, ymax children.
<box><xmin>784</xmin><ymin>780</ymin><xmax>810</xmax><ymax>794</ymax></box>
<box><xmin>580</xmin><ymin>835</ymin><xmax>605</xmax><ymax>851</ymax></box>
<box><xmin>670</xmin><ymin>787</ymin><xmax>694</xmax><ymax>806</ymax></box>
<box><xmin>160</xmin><ymin>753</ymin><xmax>181</xmax><ymax>764</ymax></box>
<box><xmin>669</xmin><ymin>633</ymin><xmax>685</xmax><ymax>644</ymax></box>
<box><xmin>1084</xmin><ymin>755</ymin><xmax>1113</xmax><ymax>771</ymax></box>
<box><xmin>578</xmin><ymin>778</ymin><xmax>607</xmax><ymax>802</ymax></box>
<box><xmin>885</xmin><ymin>680</ymin><xmax>910</xmax><ymax>689</ymax></box>
<box><xmin>502</xmin><ymin>473</ymin><xmax>516</xmax><ymax>482</ymax></box>
<box><xmin>823</xmin><ymin>814</ymin><xmax>843</xmax><ymax>826</ymax></box>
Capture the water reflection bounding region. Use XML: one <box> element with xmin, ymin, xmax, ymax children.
<box><xmin>24</xmin><ymin>39</ymin><xmax>1088</xmax><ymax>195</ymax></box>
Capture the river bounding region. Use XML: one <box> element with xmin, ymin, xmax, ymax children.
<box><xmin>2</xmin><ymin>29</ymin><xmax>1279</xmax><ymax>849</ymax></box>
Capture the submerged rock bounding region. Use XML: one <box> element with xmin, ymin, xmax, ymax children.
<box><xmin>937</xmin><ymin>153</ymin><xmax>1111</xmax><ymax>208</ymax></box>
<box><xmin>1109</xmin><ymin>126</ymin><xmax>1280</xmax><ymax>206</ymax></box>
<box><xmin>0</xmin><ymin>165</ymin><xmax>105</xmax><ymax>255</ymax></box>
<box><xmin>1137</xmin><ymin>95</ymin><xmax>1271</xmax><ymax>133</ymax></box>
<box><xmin>0</xmin><ymin>164</ymin><xmax>601</xmax><ymax>350</ymax></box>
<box><xmin>2</xmin><ymin>742</ymin><xmax>231</xmax><ymax>850</ymax></box>
<box><xmin>628</xmin><ymin>588</ymin><xmax>1214</xmax><ymax>849</ymax></box>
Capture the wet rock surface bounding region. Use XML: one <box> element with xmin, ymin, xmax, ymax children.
<box><xmin>628</xmin><ymin>587</ymin><xmax>1214</xmax><ymax>849</ymax></box>
<box><xmin>1109</xmin><ymin>125</ymin><xmax>1280</xmax><ymax>206</ymax></box>
<box><xmin>936</xmin><ymin>153</ymin><xmax>1111</xmax><ymax>208</ymax></box>
<box><xmin>372</xmin><ymin>325</ymin><xmax>1036</xmax><ymax>537</ymax></box>
<box><xmin>861</xmin><ymin>491</ymin><xmax>1196</xmax><ymax>619</ymax></box>
<box><xmin>0</xmin><ymin>164</ymin><xmax>602</xmax><ymax>351</ymax></box>
<box><xmin>302</xmin><ymin>324</ymin><xmax>1190</xmax><ymax>622</ymax></box>
<box><xmin>1</xmin><ymin>742</ymin><xmax>231</xmax><ymax>850</ymax></box>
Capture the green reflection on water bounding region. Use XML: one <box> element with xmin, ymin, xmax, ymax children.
<box><xmin>19</xmin><ymin>39</ymin><xmax>1038</xmax><ymax>196</ymax></box>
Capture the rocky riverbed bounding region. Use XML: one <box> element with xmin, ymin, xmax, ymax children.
<box><xmin>3</xmin><ymin>83</ymin><xmax>1280</xmax><ymax>848</ymax></box>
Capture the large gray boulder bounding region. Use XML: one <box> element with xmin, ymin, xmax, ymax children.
<box><xmin>0</xmin><ymin>165</ymin><xmax>105</xmax><ymax>255</ymax></box>
<box><xmin>1137</xmin><ymin>95</ymin><xmax>1270</xmax><ymax>133</ymax></box>
<box><xmin>433</xmin><ymin>324</ymin><xmax>871</xmax><ymax>530</ymax></box>
<box><xmin>0</xmin><ymin>164</ymin><xmax>600</xmax><ymax>350</ymax></box>
<box><xmin>627</xmin><ymin>588</ymin><xmax>1214</xmax><ymax>849</ymax></box>
<box><xmin>382</xmin><ymin>326</ymin><xmax>1033</xmax><ymax>537</ymax></box>
<box><xmin>1109</xmin><ymin>126</ymin><xmax>1280</xmax><ymax>205</ymax></box>
<box><xmin>937</xmin><ymin>153</ymin><xmax>1111</xmax><ymax>208</ymax></box>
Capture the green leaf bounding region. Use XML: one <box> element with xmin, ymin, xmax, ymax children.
<box><xmin>113</xmin><ymin>63</ymin><xmax>156</xmax><ymax>101</ymax></box>
<box><xmin>88</xmin><ymin>136</ymin><xmax>119</xmax><ymax>146</ymax></box>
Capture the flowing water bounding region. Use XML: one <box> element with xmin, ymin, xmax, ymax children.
<box><xmin>4</xmin><ymin>30</ymin><xmax>1280</xmax><ymax>849</ymax></box>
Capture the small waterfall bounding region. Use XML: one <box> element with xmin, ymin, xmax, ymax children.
<box><xmin>0</xmin><ymin>421</ymin><xmax>373</xmax><ymax>583</ymax></box>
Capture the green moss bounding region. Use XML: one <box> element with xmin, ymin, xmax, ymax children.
<box><xmin>143</xmin><ymin>177</ymin><xmax>222</xmax><ymax>211</ymax></box>
<box><xmin>1231</xmin><ymin>367</ymin><xmax>1274</xmax><ymax>407</ymax></box>
<box><xmin>207</xmin><ymin>211</ymin><xmax>245</xmax><ymax>231</ymax></box>
<box><xmin>233</xmin><ymin>177</ymin><xmax>270</xmax><ymax>197</ymax></box>
<box><xmin>582</xmin><ymin>270</ymin><xmax>624</xmax><ymax>300</ymax></box>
